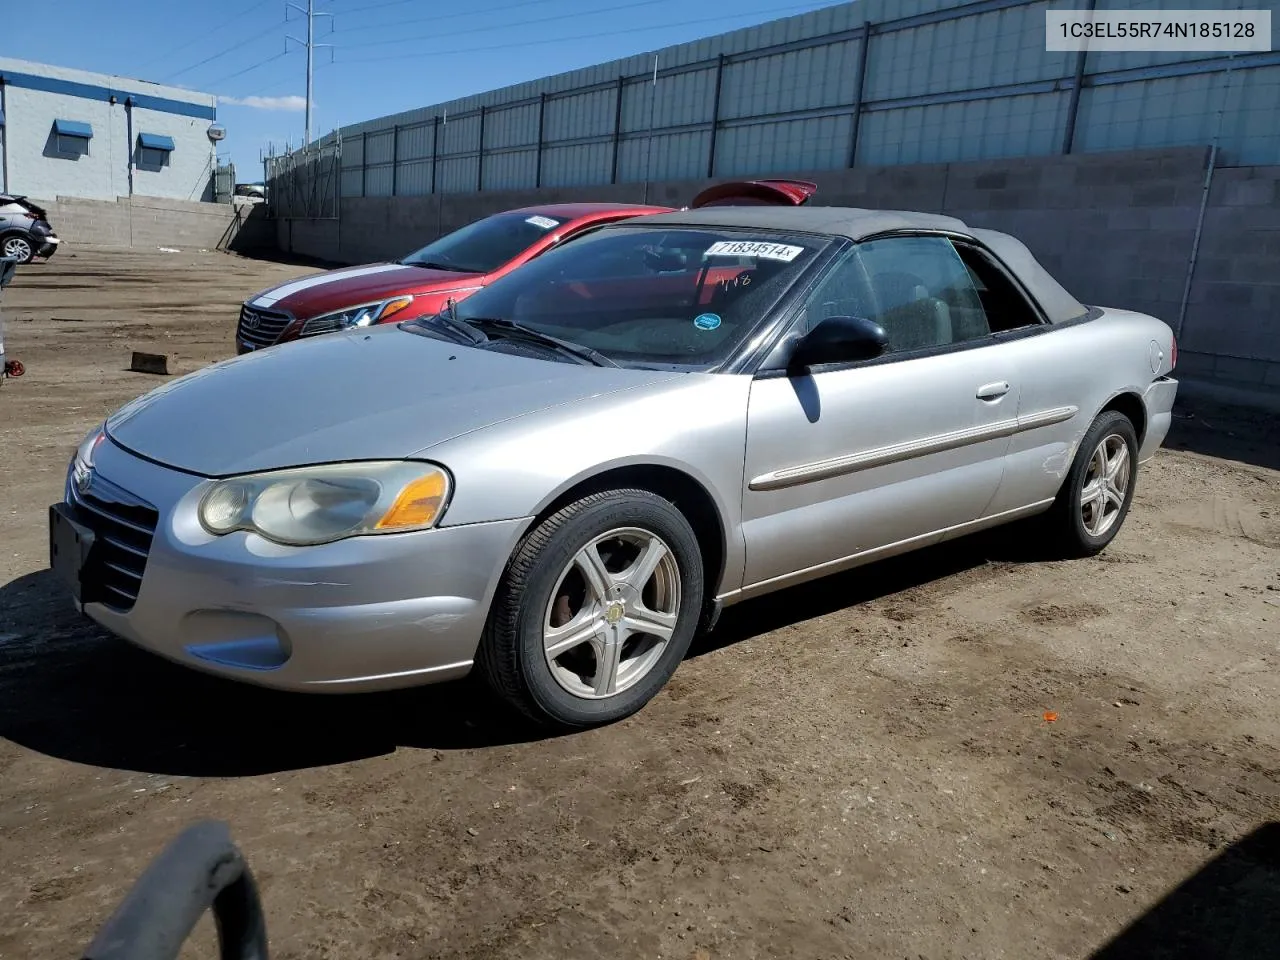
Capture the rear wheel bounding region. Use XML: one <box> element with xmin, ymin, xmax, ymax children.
<box><xmin>478</xmin><ymin>488</ymin><xmax>704</xmax><ymax>727</ymax></box>
<box><xmin>1044</xmin><ymin>410</ymin><xmax>1139</xmax><ymax>557</ymax></box>
<box><xmin>1</xmin><ymin>233</ymin><xmax>34</xmax><ymax>264</ymax></box>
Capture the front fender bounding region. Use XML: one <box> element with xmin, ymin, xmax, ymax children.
<box><xmin>425</xmin><ymin>373</ymin><xmax>754</xmax><ymax>591</ymax></box>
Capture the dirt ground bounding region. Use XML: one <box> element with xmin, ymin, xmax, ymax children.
<box><xmin>1</xmin><ymin>249</ymin><xmax>1278</xmax><ymax>960</ymax></box>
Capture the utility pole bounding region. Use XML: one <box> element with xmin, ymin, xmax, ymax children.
<box><xmin>286</xmin><ymin>0</ymin><xmax>332</xmax><ymax>146</ymax></box>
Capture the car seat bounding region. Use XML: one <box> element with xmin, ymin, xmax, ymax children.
<box><xmin>867</xmin><ymin>271</ymin><xmax>953</xmax><ymax>351</ymax></box>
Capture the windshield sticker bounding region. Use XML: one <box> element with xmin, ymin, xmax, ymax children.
<box><xmin>525</xmin><ymin>215</ymin><xmax>559</xmax><ymax>230</ymax></box>
<box><xmin>704</xmin><ymin>240</ymin><xmax>804</xmax><ymax>262</ymax></box>
<box><xmin>693</xmin><ymin>313</ymin><xmax>722</xmax><ymax>331</ymax></box>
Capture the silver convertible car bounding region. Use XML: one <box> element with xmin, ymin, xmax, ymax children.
<box><xmin>50</xmin><ymin>206</ymin><xmax>1178</xmax><ymax>727</ymax></box>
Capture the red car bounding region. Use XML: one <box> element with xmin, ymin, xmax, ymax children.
<box><xmin>235</xmin><ymin>179</ymin><xmax>816</xmax><ymax>353</ymax></box>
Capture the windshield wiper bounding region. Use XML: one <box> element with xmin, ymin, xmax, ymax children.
<box><xmin>402</xmin><ymin>259</ymin><xmax>458</xmax><ymax>271</ymax></box>
<box><xmin>409</xmin><ymin>302</ymin><xmax>487</xmax><ymax>345</ymax></box>
<box><xmin>466</xmin><ymin>317</ymin><xmax>618</xmax><ymax>368</ymax></box>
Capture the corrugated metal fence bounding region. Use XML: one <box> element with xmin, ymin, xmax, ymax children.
<box><xmin>269</xmin><ymin>0</ymin><xmax>1280</xmax><ymax>208</ymax></box>
<box><xmin>213</xmin><ymin>163</ymin><xmax>236</xmax><ymax>204</ymax></box>
<box><xmin>266</xmin><ymin>139</ymin><xmax>341</xmax><ymax>220</ymax></box>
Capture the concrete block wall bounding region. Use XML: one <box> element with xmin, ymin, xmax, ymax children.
<box><xmin>45</xmin><ymin>195</ymin><xmax>273</xmax><ymax>254</ymax></box>
<box><xmin>275</xmin><ymin>146</ymin><xmax>1278</xmax><ymax>398</ymax></box>
<box><xmin>1180</xmin><ymin>166</ymin><xmax>1280</xmax><ymax>391</ymax></box>
<box><xmin>938</xmin><ymin>149</ymin><xmax>1210</xmax><ymax>333</ymax></box>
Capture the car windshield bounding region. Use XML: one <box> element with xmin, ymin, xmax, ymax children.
<box><xmin>400</xmin><ymin>211</ymin><xmax>567</xmax><ymax>274</ymax></box>
<box><xmin>405</xmin><ymin>226</ymin><xmax>828</xmax><ymax>369</ymax></box>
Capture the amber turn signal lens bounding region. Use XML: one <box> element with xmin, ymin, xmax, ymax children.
<box><xmin>379</xmin><ymin>297</ymin><xmax>415</xmax><ymax>322</ymax></box>
<box><xmin>376</xmin><ymin>471</ymin><xmax>448</xmax><ymax>529</ymax></box>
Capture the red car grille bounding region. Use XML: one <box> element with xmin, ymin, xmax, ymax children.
<box><xmin>237</xmin><ymin>305</ymin><xmax>293</xmax><ymax>348</ymax></box>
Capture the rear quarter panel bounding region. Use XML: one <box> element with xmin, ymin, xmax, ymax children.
<box><xmin>986</xmin><ymin>307</ymin><xmax>1177</xmax><ymax>516</ymax></box>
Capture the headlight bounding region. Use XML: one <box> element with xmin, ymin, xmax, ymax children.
<box><xmin>300</xmin><ymin>296</ymin><xmax>415</xmax><ymax>336</ymax></box>
<box><xmin>68</xmin><ymin>424</ymin><xmax>104</xmax><ymax>497</ymax></box>
<box><xmin>72</xmin><ymin>424</ymin><xmax>105</xmax><ymax>472</ymax></box>
<box><xmin>198</xmin><ymin>461</ymin><xmax>451</xmax><ymax>546</ymax></box>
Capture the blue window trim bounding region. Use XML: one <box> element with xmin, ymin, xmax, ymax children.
<box><xmin>138</xmin><ymin>132</ymin><xmax>175</xmax><ymax>151</ymax></box>
<box><xmin>0</xmin><ymin>70</ymin><xmax>215</xmax><ymax>121</ymax></box>
<box><xmin>54</xmin><ymin>119</ymin><xmax>94</xmax><ymax>139</ymax></box>
<box><xmin>0</xmin><ymin>107</ymin><xmax>5</xmax><ymax>127</ymax></box>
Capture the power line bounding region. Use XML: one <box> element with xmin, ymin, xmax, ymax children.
<box><xmin>331</xmin><ymin>0</ymin><xmax>586</xmax><ymax>36</ymax></box>
<box><xmin>205</xmin><ymin>50</ymin><xmax>292</xmax><ymax>88</ymax></box>
<box><xmin>332</xmin><ymin>1</ymin><xmax>841</xmax><ymax>64</ymax></box>
<box><xmin>326</xmin><ymin>0</ymin><xmax>466</xmax><ymax>16</ymax></box>
<box><xmin>339</xmin><ymin>0</ymin><xmax>677</xmax><ymax>48</ymax></box>
<box><xmin>164</xmin><ymin>29</ymin><xmax>282</xmax><ymax>82</ymax></box>
<box><xmin>138</xmin><ymin>0</ymin><xmax>277</xmax><ymax>72</ymax></box>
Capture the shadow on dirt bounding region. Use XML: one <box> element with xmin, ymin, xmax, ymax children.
<box><xmin>1165</xmin><ymin>395</ymin><xmax>1280</xmax><ymax>473</ymax></box>
<box><xmin>690</xmin><ymin>525</ymin><xmax>1030</xmax><ymax>658</ymax></box>
<box><xmin>230</xmin><ymin>247</ymin><xmax>346</xmax><ymax>271</ymax></box>
<box><xmin>72</xmin><ymin>818</ymin><xmax>1280</xmax><ymax>958</ymax></box>
<box><xmin>0</xmin><ymin>569</ymin><xmax>546</xmax><ymax>778</ymax></box>
<box><xmin>1090</xmin><ymin>822</ymin><xmax>1280</xmax><ymax>959</ymax></box>
<box><xmin>0</xmin><ymin>525</ymin><xmax>1043</xmax><ymax>778</ymax></box>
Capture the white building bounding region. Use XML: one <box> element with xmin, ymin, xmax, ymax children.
<box><xmin>0</xmin><ymin>57</ymin><xmax>221</xmax><ymax>203</ymax></box>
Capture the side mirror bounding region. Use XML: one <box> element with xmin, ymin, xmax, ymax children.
<box><xmin>787</xmin><ymin>315</ymin><xmax>888</xmax><ymax>370</ymax></box>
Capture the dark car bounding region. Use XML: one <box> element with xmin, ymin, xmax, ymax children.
<box><xmin>0</xmin><ymin>194</ymin><xmax>59</xmax><ymax>264</ymax></box>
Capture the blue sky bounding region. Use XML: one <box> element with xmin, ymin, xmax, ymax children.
<box><xmin>7</xmin><ymin>0</ymin><xmax>842</xmax><ymax>179</ymax></box>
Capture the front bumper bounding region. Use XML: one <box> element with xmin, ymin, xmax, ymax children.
<box><xmin>57</xmin><ymin>436</ymin><xmax>529</xmax><ymax>693</ymax></box>
<box><xmin>1139</xmin><ymin>375</ymin><xmax>1178</xmax><ymax>462</ymax></box>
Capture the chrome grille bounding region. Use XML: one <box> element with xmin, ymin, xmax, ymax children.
<box><xmin>237</xmin><ymin>305</ymin><xmax>293</xmax><ymax>348</ymax></box>
<box><xmin>68</xmin><ymin>473</ymin><xmax>158</xmax><ymax>613</ymax></box>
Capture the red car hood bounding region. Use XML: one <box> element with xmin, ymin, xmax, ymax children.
<box><xmin>246</xmin><ymin>262</ymin><xmax>479</xmax><ymax>318</ymax></box>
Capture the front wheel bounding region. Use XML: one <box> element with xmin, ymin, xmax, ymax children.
<box><xmin>478</xmin><ymin>488</ymin><xmax>705</xmax><ymax>728</ymax></box>
<box><xmin>1044</xmin><ymin>410</ymin><xmax>1139</xmax><ymax>558</ymax></box>
<box><xmin>1</xmin><ymin>233</ymin><xmax>34</xmax><ymax>264</ymax></box>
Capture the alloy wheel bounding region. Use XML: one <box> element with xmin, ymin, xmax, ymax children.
<box><xmin>542</xmin><ymin>527</ymin><xmax>681</xmax><ymax>700</ymax></box>
<box><xmin>1080</xmin><ymin>433</ymin><xmax>1130</xmax><ymax>538</ymax></box>
<box><xmin>3</xmin><ymin>236</ymin><xmax>32</xmax><ymax>261</ymax></box>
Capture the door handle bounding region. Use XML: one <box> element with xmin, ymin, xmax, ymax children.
<box><xmin>976</xmin><ymin>381</ymin><xmax>1011</xmax><ymax>401</ymax></box>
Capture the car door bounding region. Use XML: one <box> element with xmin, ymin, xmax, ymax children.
<box><xmin>738</xmin><ymin>234</ymin><xmax>1025</xmax><ymax>592</ymax></box>
<box><xmin>940</xmin><ymin>237</ymin><xmax>1094</xmax><ymax>520</ymax></box>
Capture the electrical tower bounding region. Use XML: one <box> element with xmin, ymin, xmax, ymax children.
<box><xmin>286</xmin><ymin>0</ymin><xmax>333</xmax><ymax>146</ymax></box>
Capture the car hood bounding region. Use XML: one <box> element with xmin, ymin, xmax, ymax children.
<box><xmin>105</xmin><ymin>326</ymin><xmax>679</xmax><ymax>477</ymax></box>
<box><xmin>247</xmin><ymin>262</ymin><xmax>480</xmax><ymax>318</ymax></box>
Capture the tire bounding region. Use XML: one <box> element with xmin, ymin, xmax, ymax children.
<box><xmin>478</xmin><ymin>488</ymin><xmax>705</xmax><ymax>728</ymax></box>
<box><xmin>1</xmin><ymin>233</ymin><xmax>35</xmax><ymax>265</ymax></box>
<box><xmin>1044</xmin><ymin>410</ymin><xmax>1139</xmax><ymax>558</ymax></box>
